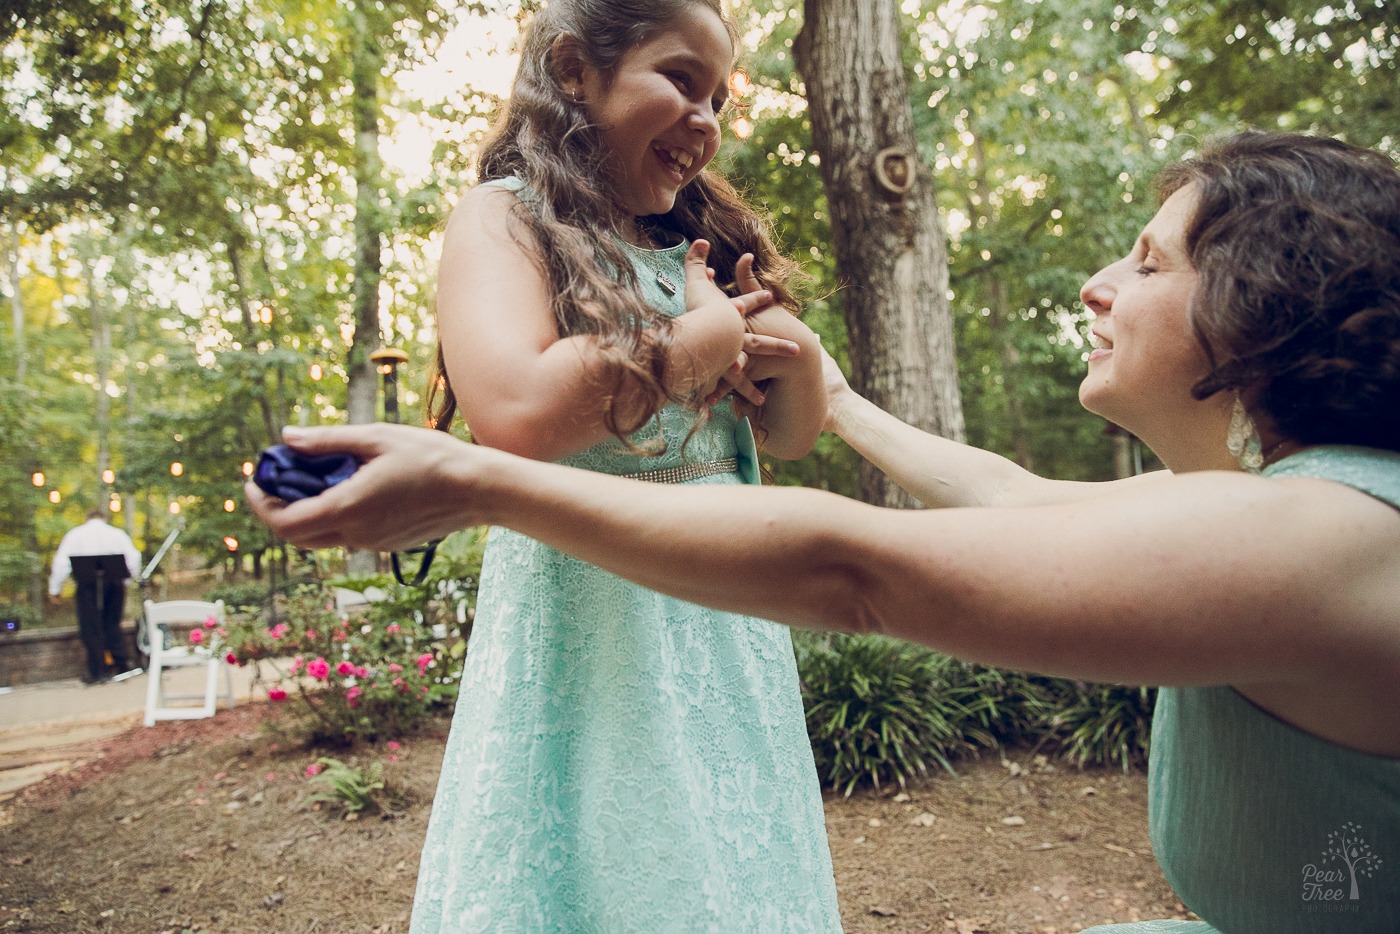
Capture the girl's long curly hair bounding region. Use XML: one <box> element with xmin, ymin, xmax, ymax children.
<box><xmin>1157</xmin><ymin>130</ymin><xmax>1400</xmax><ymax>452</ymax></box>
<box><xmin>427</xmin><ymin>0</ymin><xmax>800</xmax><ymax>442</ymax></box>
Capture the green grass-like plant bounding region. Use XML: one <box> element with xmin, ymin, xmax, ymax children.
<box><xmin>796</xmin><ymin>632</ymin><xmax>994</xmax><ymax>796</ymax></box>
<box><xmin>795</xmin><ymin>632</ymin><xmax>1157</xmax><ymax>793</ymax></box>
<box><xmin>306</xmin><ymin>756</ymin><xmax>386</xmax><ymax>815</ymax></box>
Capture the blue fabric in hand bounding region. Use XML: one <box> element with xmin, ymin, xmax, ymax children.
<box><xmin>253</xmin><ymin>445</ymin><xmax>358</xmax><ymax>502</ymax></box>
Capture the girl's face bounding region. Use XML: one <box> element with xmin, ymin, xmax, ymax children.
<box><xmin>576</xmin><ymin>4</ymin><xmax>732</xmax><ymax>220</ymax></box>
<box><xmin>1078</xmin><ymin>185</ymin><xmax>1216</xmax><ymax>445</ymax></box>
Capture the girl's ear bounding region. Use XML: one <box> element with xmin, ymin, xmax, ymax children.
<box><xmin>550</xmin><ymin>34</ymin><xmax>587</xmax><ymax>101</ymax></box>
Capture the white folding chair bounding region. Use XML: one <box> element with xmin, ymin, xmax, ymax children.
<box><xmin>141</xmin><ymin>599</ymin><xmax>236</xmax><ymax>727</ymax></box>
<box><xmin>333</xmin><ymin>585</ymin><xmax>388</xmax><ymax>615</ymax></box>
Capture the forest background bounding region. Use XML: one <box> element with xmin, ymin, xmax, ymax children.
<box><xmin>2</xmin><ymin>0</ymin><xmax>1397</xmax><ymax>614</ymax></box>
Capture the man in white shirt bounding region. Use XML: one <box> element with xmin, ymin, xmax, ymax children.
<box><xmin>48</xmin><ymin>510</ymin><xmax>143</xmax><ymax>683</ymax></box>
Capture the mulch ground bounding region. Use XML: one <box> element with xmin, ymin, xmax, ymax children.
<box><xmin>0</xmin><ymin>702</ymin><xmax>1193</xmax><ymax>933</ymax></box>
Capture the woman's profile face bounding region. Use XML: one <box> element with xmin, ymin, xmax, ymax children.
<box><xmin>1078</xmin><ymin>185</ymin><xmax>1212</xmax><ymax>441</ymax></box>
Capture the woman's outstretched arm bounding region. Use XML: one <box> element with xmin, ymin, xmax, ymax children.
<box><xmin>247</xmin><ymin>423</ymin><xmax>1399</xmax><ymax>701</ymax></box>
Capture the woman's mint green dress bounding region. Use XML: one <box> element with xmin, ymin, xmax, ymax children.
<box><xmin>1085</xmin><ymin>446</ymin><xmax>1400</xmax><ymax>934</ymax></box>
<box><xmin>411</xmin><ymin>183</ymin><xmax>842</xmax><ymax>933</ymax></box>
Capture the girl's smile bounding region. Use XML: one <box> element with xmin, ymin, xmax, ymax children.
<box><xmin>572</xmin><ymin>4</ymin><xmax>732</xmax><ymax>222</ymax></box>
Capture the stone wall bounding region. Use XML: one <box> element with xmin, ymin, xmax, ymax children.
<box><xmin>0</xmin><ymin>620</ymin><xmax>199</xmax><ymax>687</ymax></box>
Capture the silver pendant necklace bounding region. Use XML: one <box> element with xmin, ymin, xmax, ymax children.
<box><xmin>625</xmin><ymin>227</ymin><xmax>679</xmax><ymax>296</ymax></box>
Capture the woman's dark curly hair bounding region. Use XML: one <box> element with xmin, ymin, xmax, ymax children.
<box><xmin>1155</xmin><ymin>130</ymin><xmax>1400</xmax><ymax>453</ymax></box>
<box><xmin>427</xmin><ymin>0</ymin><xmax>799</xmax><ymax>440</ymax></box>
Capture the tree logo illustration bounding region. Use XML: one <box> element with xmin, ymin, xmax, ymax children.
<box><xmin>1321</xmin><ymin>822</ymin><xmax>1382</xmax><ymax>901</ymax></box>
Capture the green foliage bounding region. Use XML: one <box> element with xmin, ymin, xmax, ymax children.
<box><xmin>796</xmin><ymin>632</ymin><xmax>995</xmax><ymax>795</ymax></box>
<box><xmin>1037</xmin><ymin>680</ymin><xmax>1156</xmax><ymax>771</ymax></box>
<box><xmin>796</xmin><ymin>632</ymin><xmax>1156</xmax><ymax>793</ymax></box>
<box><xmin>305</xmin><ymin>756</ymin><xmax>388</xmax><ymax>816</ymax></box>
<box><xmin>203</xmin><ymin>580</ymin><xmax>279</xmax><ymax>612</ymax></box>
<box><xmin>0</xmin><ymin>551</ymin><xmax>40</xmax><ymax>604</ymax></box>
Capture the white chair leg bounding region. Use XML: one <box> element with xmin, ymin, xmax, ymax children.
<box><xmin>143</xmin><ymin>649</ymin><xmax>164</xmax><ymax>728</ymax></box>
<box><xmin>202</xmin><ymin>656</ymin><xmax>219</xmax><ymax>717</ymax></box>
<box><xmin>221</xmin><ymin>659</ymin><xmax>236</xmax><ymax>709</ymax></box>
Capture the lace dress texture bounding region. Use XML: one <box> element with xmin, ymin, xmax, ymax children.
<box><xmin>411</xmin><ymin>193</ymin><xmax>842</xmax><ymax>933</ymax></box>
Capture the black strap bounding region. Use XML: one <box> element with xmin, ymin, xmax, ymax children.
<box><xmin>391</xmin><ymin>539</ymin><xmax>441</xmax><ymax>586</ymax></box>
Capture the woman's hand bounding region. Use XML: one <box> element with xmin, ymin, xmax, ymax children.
<box><xmin>819</xmin><ymin>345</ymin><xmax>855</xmax><ymax>433</ymax></box>
<box><xmin>245</xmin><ymin>424</ymin><xmax>492</xmax><ymax>552</ymax></box>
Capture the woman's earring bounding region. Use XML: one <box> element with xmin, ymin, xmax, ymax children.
<box><xmin>1227</xmin><ymin>395</ymin><xmax>1264</xmax><ymax>473</ymax></box>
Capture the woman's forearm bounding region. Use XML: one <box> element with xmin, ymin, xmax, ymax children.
<box><xmin>826</xmin><ymin>386</ymin><xmax>1101</xmax><ymax>508</ymax></box>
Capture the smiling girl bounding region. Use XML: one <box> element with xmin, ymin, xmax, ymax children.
<box><xmin>409</xmin><ymin>1</ymin><xmax>839</xmax><ymax>931</ymax></box>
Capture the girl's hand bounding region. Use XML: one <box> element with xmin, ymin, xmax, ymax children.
<box><xmin>683</xmin><ymin>240</ymin><xmax>770</xmax><ymax>324</ymax></box>
<box><xmin>685</xmin><ymin>244</ymin><xmax>791</xmax><ymax>407</ymax></box>
<box><xmin>703</xmin><ymin>252</ymin><xmax>804</xmax><ymax>407</ymax></box>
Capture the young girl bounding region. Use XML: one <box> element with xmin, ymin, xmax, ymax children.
<box><xmin>413</xmin><ymin>1</ymin><xmax>840</xmax><ymax>931</ymax></box>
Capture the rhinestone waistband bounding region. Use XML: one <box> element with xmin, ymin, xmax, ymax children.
<box><xmin>621</xmin><ymin>457</ymin><xmax>738</xmax><ymax>484</ymax></box>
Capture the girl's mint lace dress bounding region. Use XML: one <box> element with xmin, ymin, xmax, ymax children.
<box><xmin>411</xmin><ymin>181</ymin><xmax>842</xmax><ymax>933</ymax></box>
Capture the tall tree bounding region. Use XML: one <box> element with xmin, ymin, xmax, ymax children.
<box><xmin>795</xmin><ymin>0</ymin><xmax>964</xmax><ymax>507</ymax></box>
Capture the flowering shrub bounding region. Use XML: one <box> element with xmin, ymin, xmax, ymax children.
<box><xmin>220</xmin><ymin>534</ymin><xmax>482</xmax><ymax>744</ymax></box>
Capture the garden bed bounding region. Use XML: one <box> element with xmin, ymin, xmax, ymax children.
<box><xmin>0</xmin><ymin>701</ymin><xmax>1193</xmax><ymax>933</ymax></box>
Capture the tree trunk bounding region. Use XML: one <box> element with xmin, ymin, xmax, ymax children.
<box><xmin>7</xmin><ymin>218</ymin><xmax>25</xmax><ymax>384</ymax></box>
<box><xmin>79</xmin><ymin>231</ymin><xmax>113</xmax><ymax>513</ymax></box>
<box><xmin>345</xmin><ymin>2</ymin><xmax>385</xmax><ymax>576</ymax></box>
<box><xmin>795</xmin><ymin>0</ymin><xmax>964</xmax><ymax>508</ymax></box>
<box><xmin>6</xmin><ymin>213</ymin><xmax>45</xmax><ymax>611</ymax></box>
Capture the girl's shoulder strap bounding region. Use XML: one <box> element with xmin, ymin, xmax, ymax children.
<box><xmin>476</xmin><ymin>175</ymin><xmax>536</xmax><ymax>203</ymax></box>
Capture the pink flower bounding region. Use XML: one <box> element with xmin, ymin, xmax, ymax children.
<box><xmin>306</xmin><ymin>629</ymin><xmax>318</xmax><ymax>640</ymax></box>
<box><xmin>415</xmin><ymin>653</ymin><xmax>433</xmax><ymax>674</ymax></box>
<box><xmin>387</xmin><ymin>754</ymin><xmax>399</xmax><ymax>763</ymax></box>
<box><xmin>332</xmin><ymin>629</ymin><xmax>348</xmax><ymax>642</ymax></box>
<box><xmin>268</xmin><ymin>687</ymin><xmax>288</xmax><ymax>702</ymax></box>
<box><xmin>336</xmin><ymin>660</ymin><xmax>355</xmax><ymax>677</ymax></box>
<box><xmin>346</xmin><ymin>685</ymin><xmax>363</xmax><ymax>702</ymax></box>
<box><xmin>354</xmin><ymin>665</ymin><xmax>369</xmax><ymax>678</ymax></box>
<box><xmin>202</xmin><ymin>616</ymin><xmax>218</xmax><ymax>629</ymax></box>
<box><xmin>289</xmin><ymin>656</ymin><xmax>304</xmax><ymax>675</ymax></box>
<box><xmin>266</xmin><ymin>623</ymin><xmax>290</xmax><ymax>640</ymax></box>
<box><xmin>385</xmin><ymin>623</ymin><xmax>400</xmax><ymax>634</ymax></box>
<box><xmin>225</xmin><ymin>652</ymin><xmax>239</xmax><ymax>666</ymax></box>
<box><xmin>387</xmin><ymin>663</ymin><xmax>402</xmax><ymax>673</ymax></box>
<box><xmin>188</xmin><ymin>629</ymin><xmax>204</xmax><ymax>645</ymax></box>
<box><xmin>304</xmin><ymin>763</ymin><xmax>322</xmax><ymax>777</ymax></box>
<box><xmin>387</xmin><ymin>741</ymin><xmax>401</xmax><ymax>751</ymax></box>
<box><xmin>306</xmin><ymin>657</ymin><xmax>330</xmax><ymax>681</ymax></box>
<box><xmin>265</xmin><ymin>772</ymin><xmax>278</xmax><ymax>782</ymax></box>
